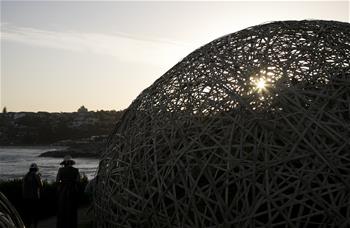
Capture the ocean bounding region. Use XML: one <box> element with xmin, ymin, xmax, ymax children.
<box><xmin>0</xmin><ymin>146</ymin><xmax>99</xmax><ymax>181</ymax></box>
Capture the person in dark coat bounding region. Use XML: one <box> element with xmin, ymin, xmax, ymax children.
<box><xmin>22</xmin><ymin>163</ymin><xmax>43</xmax><ymax>228</ymax></box>
<box><xmin>56</xmin><ymin>155</ymin><xmax>80</xmax><ymax>228</ymax></box>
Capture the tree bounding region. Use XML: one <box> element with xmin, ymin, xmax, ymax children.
<box><xmin>78</xmin><ymin>105</ymin><xmax>88</xmax><ymax>113</ymax></box>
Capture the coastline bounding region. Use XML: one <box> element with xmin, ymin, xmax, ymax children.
<box><xmin>0</xmin><ymin>147</ymin><xmax>99</xmax><ymax>181</ymax></box>
<box><xmin>0</xmin><ymin>135</ymin><xmax>107</xmax><ymax>159</ymax></box>
<box><xmin>0</xmin><ymin>145</ymin><xmax>67</xmax><ymax>150</ymax></box>
<box><xmin>38</xmin><ymin>149</ymin><xmax>98</xmax><ymax>158</ymax></box>
<box><xmin>38</xmin><ymin>138</ymin><xmax>105</xmax><ymax>158</ymax></box>
<box><xmin>0</xmin><ymin>145</ymin><xmax>99</xmax><ymax>158</ymax></box>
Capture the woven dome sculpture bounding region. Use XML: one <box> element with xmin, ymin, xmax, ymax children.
<box><xmin>94</xmin><ymin>20</ymin><xmax>350</xmax><ymax>227</ymax></box>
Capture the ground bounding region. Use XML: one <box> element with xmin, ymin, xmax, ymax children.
<box><xmin>38</xmin><ymin>207</ymin><xmax>92</xmax><ymax>228</ymax></box>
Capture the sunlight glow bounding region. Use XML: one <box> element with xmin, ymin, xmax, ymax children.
<box><xmin>248</xmin><ymin>69</ymin><xmax>278</xmax><ymax>96</ymax></box>
<box><xmin>256</xmin><ymin>79</ymin><xmax>266</xmax><ymax>90</ymax></box>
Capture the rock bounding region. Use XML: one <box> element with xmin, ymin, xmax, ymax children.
<box><xmin>39</xmin><ymin>149</ymin><xmax>98</xmax><ymax>158</ymax></box>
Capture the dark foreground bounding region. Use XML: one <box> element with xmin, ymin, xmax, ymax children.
<box><xmin>0</xmin><ymin>177</ymin><xmax>90</xmax><ymax>226</ymax></box>
<box><xmin>38</xmin><ymin>207</ymin><xmax>92</xmax><ymax>228</ymax></box>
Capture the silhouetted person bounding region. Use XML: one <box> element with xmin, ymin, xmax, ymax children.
<box><xmin>56</xmin><ymin>155</ymin><xmax>80</xmax><ymax>228</ymax></box>
<box><xmin>22</xmin><ymin>163</ymin><xmax>43</xmax><ymax>228</ymax></box>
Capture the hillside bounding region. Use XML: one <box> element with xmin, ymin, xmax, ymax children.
<box><xmin>0</xmin><ymin>110</ymin><xmax>124</xmax><ymax>145</ymax></box>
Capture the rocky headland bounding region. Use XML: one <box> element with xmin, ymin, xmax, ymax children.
<box><xmin>38</xmin><ymin>135</ymin><xmax>108</xmax><ymax>158</ymax></box>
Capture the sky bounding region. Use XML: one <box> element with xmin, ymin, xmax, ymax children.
<box><xmin>1</xmin><ymin>1</ymin><xmax>349</xmax><ymax>112</ymax></box>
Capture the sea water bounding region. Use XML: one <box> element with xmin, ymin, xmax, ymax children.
<box><xmin>0</xmin><ymin>146</ymin><xmax>99</xmax><ymax>181</ymax></box>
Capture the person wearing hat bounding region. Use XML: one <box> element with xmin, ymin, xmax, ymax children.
<box><xmin>22</xmin><ymin>163</ymin><xmax>43</xmax><ymax>228</ymax></box>
<box><xmin>56</xmin><ymin>155</ymin><xmax>80</xmax><ymax>228</ymax></box>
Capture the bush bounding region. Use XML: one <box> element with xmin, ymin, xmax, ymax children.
<box><xmin>0</xmin><ymin>177</ymin><xmax>89</xmax><ymax>221</ymax></box>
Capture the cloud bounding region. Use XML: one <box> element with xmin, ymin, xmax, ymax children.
<box><xmin>1</xmin><ymin>24</ymin><xmax>193</xmax><ymax>66</ymax></box>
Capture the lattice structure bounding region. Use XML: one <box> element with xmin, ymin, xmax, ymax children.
<box><xmin>94</xmin><ymin>20</ymin><xmax>350</xmax><ymax>227</ymax></box>
<box><xmin>0</xmin><ymin>192</ymin><xmax>25</xmax><ymax>228</ymax></box>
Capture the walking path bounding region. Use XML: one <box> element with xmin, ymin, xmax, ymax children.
<box><xmin>38</xmin><ymin>207</ymin><xmax>91</xmax><ymax>228</ymax></box>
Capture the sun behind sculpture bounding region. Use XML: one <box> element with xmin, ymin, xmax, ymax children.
<box><xmin>94</xmin><ymin>20</ymin><xmax>350</xmax><ymax>227</ymax></box>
